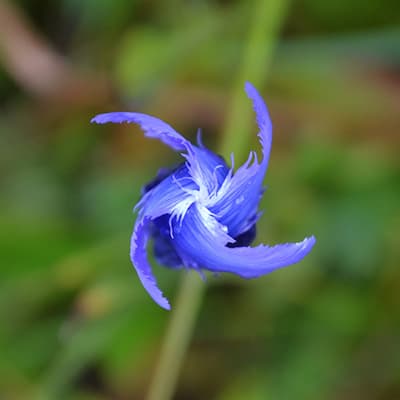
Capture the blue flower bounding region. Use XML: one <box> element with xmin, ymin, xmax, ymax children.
<box><xmin>91</xmin><ymin>83</ymin><xmax>316</xmax><ymax>310</ymax></box>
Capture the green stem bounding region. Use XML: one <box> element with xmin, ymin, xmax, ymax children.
<box><xmin>146</xmin><ymin>273</ymin><xmax>204</xmax><ymax>400</ymax></box>
<box><xmin>147</xmin><ymin>1</ymin><xmax>289</xmax><ymax>399</ymax></box>
<box><xmin>220</xmin><ymin>0</ymin><xmax>289</xmax><ymax>160</ymax></box>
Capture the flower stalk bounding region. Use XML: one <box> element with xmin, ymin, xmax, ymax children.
<box><xmin>146</xmin><ymin>272</ymin><xmax>204</xmax><ymax>400</ymax></box>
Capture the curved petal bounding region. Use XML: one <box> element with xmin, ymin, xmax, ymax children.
<box><xmin>142</xmin><ymin>167</ymin><xmax>175</xmax><ymax>195</ymax></box>
<box><xmin>182</xmin><ymin>146</ymin><xmax>230</xmax><ymax>194</ymax></box>
<box><xmin>208</xmin><ymin>152</ymin><xmax>264</xmax><ymax>237</ymax></box>
<box><xmin>133</xmin><ymin>153</ymin><xmax>228</xmax><ymax>237</ymax></box>
<box><xmin>92</xmin><ymin>112</ymin><xmax>230</xmax><ymax>196</ymax></box>
<box><xmin>130</xmin><ymin>217</ymin><xmax>171</xmax><ymax>310</ymax></box>
<box><xmin>91</xmin><ymin>112</ymin><xmax>189</xmax><ymax>152</ymax></box>
<box><xmin>207</xmin><ymin>83</ymin><xmax>273</xmax><ymax>236</ymax></box>
<box><xmin>136</xmin><ymin>149</ymin><xmax>229</xmax><ymax>223</ymax></box>
<box><xmin>245</xmin><ymin>81</ymin><xmax>272</xmax><ymax>165</ymax></box>
<box><xmin>136</xmin><ymin>163</ymin><xmax>197</xmax><ymax>222</ymax></box>
<box><xmin>173</xmin><ymin>205</ymin><xmax>316</xmax><ymax>278</ymax></box>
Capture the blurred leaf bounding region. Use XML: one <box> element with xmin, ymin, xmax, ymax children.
<box><xmin>114</xmin><ymin>12</ymin><xmax>221</xmax><ymax>96</ymax></box>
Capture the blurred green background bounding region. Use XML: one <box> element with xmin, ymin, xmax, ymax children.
<box><xmin>0</xmin><ymin>0</ymin><xmax>399</xmax><ymax>399</ymax></box>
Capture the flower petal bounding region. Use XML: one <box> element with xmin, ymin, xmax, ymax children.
<box><xmin>136</xmin><ymin>163</ymin><xmax>197</xmax><ymax>222</ymax></box>
<box><xmin>173</xmin><ymin>204</ymin><xmax>316</xmax><ymax>278</ymax></box>
<box><xmin>130</xmin><ymin>217</ymin><xmax>171</xmax><ymax>310</ymax></box>
<box><xmin>182</xmin><ymin>146</ymin><xmax>230</xmax><ymax>194</ymax></box>
<box><xmin>208</xmin><ymin>152</ymin><xmax>264</xmax><ymax>236</ymax></box>
<box><xmin>245</xmin><ymin>81</ymin><xmax>272</xmax><ymax>165</ymax></box>
<box><xmin>151</xmin><ymin>215</ymin><xmax>183</xmax><ymax>268</ymax></box>
<box><xmin>92</xmin><ymin>112</ymin><xmax>230</xmax><ymax>195</ymax></box>
<box><xmin>91</xmin><ymin>112</ymin><xmax>189</xmax><ymax>151</ymax></box>
<box><xmin>136</xmin><ymin>148</ymin><xmax>229</xmax><ymax>224</ymax></box>
<box><xmin>207</xmin><ymin>83</ymin><xmax>273</xmax><ymax>237</ymax></box>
